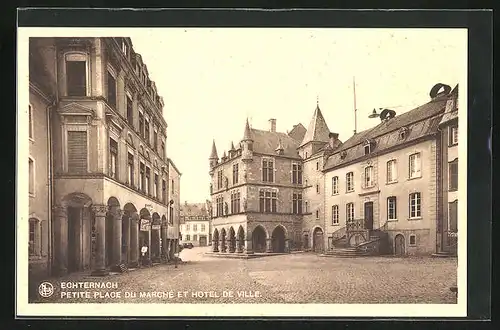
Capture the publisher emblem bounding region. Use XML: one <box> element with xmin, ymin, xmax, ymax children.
<box><xmin>38</xmin><ymin>282</ymin><xmax>54</xmax><ymax>298</ymax></box>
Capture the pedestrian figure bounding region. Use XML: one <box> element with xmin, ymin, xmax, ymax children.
<box><xmin>141</xmin><ymin>243</ymin><xmax>149</xmax><ymax>267</ymax></box>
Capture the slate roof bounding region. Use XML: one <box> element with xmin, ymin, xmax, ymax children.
<box><xmin>179</xmin><ymin>203</ymin><xmax>210</xmax><ymax>219</ymax></box>
<box><xmin>299</xmin><ymin>105</ymin><xmax>331</xmax><ymax>147</ymax></box>
<box><xmin>288</xmin><ymin>123</ymin><xmax>307</xmax><ymax>142</ymax></box>
<box><xmin>439</xmin><ymin>84</ymin><xmax>459</xmax><ymax>126</ymax></box>
<box><xmin>324</xmin><ymin>95</ymin><xmax>448</xmax><ymax>171</ymax></box>
<box><xmin>209</xmin><ymin>140</ymin><xmax>218</xmax><ymax>159</ymax></box>
<box><xmin>248</xmin><ymin>128</ymin><xmax>301</xmax><ymax>158</ymax></box>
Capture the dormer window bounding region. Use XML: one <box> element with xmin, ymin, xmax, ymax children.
<box><xmin>399</xmin><ymin>127</ymin><xmax>409</xmax><ymax>140</ymax></box>
<box><xmin>340</xmin><ymin>151</ymin><xmax>347</xmax><ymax>160</ymax></box>
<box><xmin>364</xmin><ymin>144</ymin><xmax>371</xmax><ymax>155</ymax></box>
<box><xmin>363</xmin><ymin>139</ymin><xmax>375</xmax><ymax>155</ymax></box>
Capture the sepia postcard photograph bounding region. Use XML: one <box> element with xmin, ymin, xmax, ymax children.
<box><xmin>16</xmin><ymin>10</ymin><xmax>473</xmax><ymax>318</ymax></box>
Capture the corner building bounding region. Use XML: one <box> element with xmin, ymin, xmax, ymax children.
<box><xmin>29</xmin><ymin>37</ymin><xmax>180</xmax><ymax>277</ymax></box>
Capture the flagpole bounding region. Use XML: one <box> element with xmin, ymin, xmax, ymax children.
<box><xmin>353</xmin><ymin>76</ymin><xmax>357</xmax><ymax>134</ymax></box>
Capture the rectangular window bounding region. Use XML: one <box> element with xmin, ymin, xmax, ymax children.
<box><xmin>216</xmin><ymin>196</ymin><xmax>224</xmax><ymax>217</ymax></box>
<box><xmin>262</xmin><ymin>159</ymin><xmax>274</xmax><ymax>182</ymax></box>
<box><xmin>66</xmin><ymin>59</ymin><xmax>87</xmax><ymax>96</ymax></box>
<box><xmin>332</xmin><ymin>205</ymin><xmax>339</xmax><ymax>225</ymax></box>
<box><xmin>169</xmin><ymin>206</ymin><xmax>173</xmax><ymax>224</ymax></box>
<box><xmin>145</xmin><ymin>167</ymin><xmax>151</xmax><ymax>195</ymax></box>
<box><xmin>316</xmin><ymin>162</ymin><xmax>319</xmax><ymax>170</ymax></box>
<box><xmin>292</xmin><ymin>163</ymin><xmax>302</xmax><ymax>184</ymax></box>
<box><xmin>154</xmin><ymin>129</ymin><xmax>158</xmax><ymax>151</ymax></box>
<box><xmin>316</xmin><ymin>184</ymin><xmax>320</xmax><ymax>194</ymax></box>
<box><xmin>140</xmin><ymin>162</ymin><xmax>145</xmax><ymax>191</ymax></box>
<box><xmin>193</xmin><ymin>235</ymin><xmax>197</xmax><ymax>241</ymax></box>
<box><xmin>154</xmin><ymin>174</ymin><xmax>159</xmax><ymax>199</ymax></box>
<box><xmin>305</xmin><ymin>201</ymin><xmax>308</xmax><ymax>213</ymax></box>
<box><xmin>387</xmin><ymin>196</ymin><xmax>397</xmax><ymax>220</ymax></box>
<box><xmin>409</xmin><ymin>235</ymin><xmax>416</xmax><ymax>246</ymax></box>
<box><xmin>29</xmin><ymin>220</ymin><xmax>37</xmax><ymax>256</ymax></box>
<box><xmin>346</xmin><ymin>172</ymin><xmax>354</xmax><ymax>192</ymax></box>
<box><xmin>332</xmin><ymin>176</ymin><xmax>339</xmax><ymax>195</ymax></box>
<box><xmin>161</xmin><ymin>142</ymin><xmax>165</xmax><ymax>160</ymax></box>
<box><xmin>107</xmin><ymin>71</ymin><xmax>117</xmax><ymax>108</ymax></box>
<box><xmin>450</xmin><ymin>125</ymin><xmax>458</xmax><ymax>145</ymax></box>
<box><xmin>67</xmin><ymin>131</ymin><xmax>88</xmax><ymax>173</ymax></box>
<box><xmin>193</xmin><ymin>224</ymin><xmax>198</xmax><ymax>232</ymax></box>
<box><xmin>449</xmin><ymin>159</ymin><xmax>458</xmax><ymax>191</ymax></box>
<box><xmin>28</xmin><ymin>105</ymin><xmax>33</xmax><ymax>139</ymax></box>
<box><xmin>139</xmin><ymin>112</ymin><xmax>145</xmax><ymax>137</ymax></box>
<box><xmin>409</xmin><ymin>192</ymin><xmax>422</xmax><ymax>218</ymax></box>
<box><xmin>186</xmin><ymin>224</ymin><xmax>190</xmax><ymax>231</ymax></box>
<box><xmin>232</xmin><ymin>163</ymin><xmax>239</xmax><ymax>185</ymax></box>
<box><xmin>364</xmin><ymin>166</ymin><xmax>374</xmax><ymax>188</ymax></box>
<box><xmin>259</xmin><ymin>190</ymin><xmax>277</xmax><ymax>213</ymax></box>
<box><xmin>28</xmin><ymin>158</ymin><xmax>34</xmax><ymax>195</ymax></box>
<box><xmin>316</xmin><ymin>210</ymin><xmax>319</xmax><ymax>219</ymax></box>
<box><xmin>448</xmin><ymin>200</ymin><xmax>458</xmax><ymax>232</ymax></box>
<box><xmin>127</xmin><ymin>153</ymin><xmax>134</xmax><ymax>185</ymax></box>
<box><xmin>186</xmin><ymin>234</ymin><xmax>190</xmax><ymax>241</ymax></box>
<box><xmin>201</xmin><ymin>224</ymin><xmax>206</xmax><ymax>232</ymax></box>
<box><xmin>145</xmin><ymin>119</ymin><xmax>150</xmax><ymax>144</ymax></box>
<box><xmin>231</xmin><ymin>191</ymin><xmax>241</xmax><ymax>214</ymax></box>
<box><xmin>387</xmin><ymin>160</ymin><xmax>397</xmax><ymax>183</ymax></box>
<box><xmin>162</xmin><ymin>179</ymin><xmax>167</xmax><ymax>204</ymax></box>
<box><xmin>409</xmin><ymin>153</ymin><xmax>421</xmax><ymax>179</ymax></box>
<box><xmin>292</xmin><ymin>192</ymin><xmax>302</xmax><ymax>214</ymax></box>
<box><xmin>109</xmin><ymin>138</ymin><xmax>118</xmax><ymax>179</ymax></box>
<box><xmin>217</xmin><ymin>170</ymin><xmax>223</xmax><ymax>189</ymax></box>
<box><xmin>126</xmin><ymin>95</ymin><xmax>133</xmax><ymax>126</ymax></box>
<box><xmin>171</xmin><ymin>179</ymin><xmax>174</xmax><ymax>195</ymax></box>
<box><xmin>346</xmin><ymin>203</ymin><xmax>355</xmax><ymax>222</ymax></box>
<box><xmin>122</xmin><ymin>40</ymin><xmax>128</xmax><ymax>56</ymax></box>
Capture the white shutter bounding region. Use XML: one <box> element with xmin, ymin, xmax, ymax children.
<box><xmin>67</xmin><ymin>131</ymin><xmax>87</xmax><ymax>173</ymax></box>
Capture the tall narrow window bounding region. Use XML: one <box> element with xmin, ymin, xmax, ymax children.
<box><xmin>316</xmin><ymin>162</ymin><xmax>319</xmax><ymax>170</ymax></box>
<box><xmin>28</xmin><ymin>158</ymin><xmax>34</xmax><ymax>195</ymax></box>
<box><xmin>139</xmin><ymin>112</ymin><xmax>145</xmax><ymax>137</ymax></box>
<box><xmin>305</xmin><ymin>201</ymin><xmax>309</xmax><ymax>213</ymax></box>
<box><xmin>154</xmin><ymin>129</ymin><xmax>158</xmax><ymax>151</ymax></box>
<box><xmin>332</xmin><ymin>176</ymin><xmax>339</xmax><ymax>195</ymax></box>
<box><xmin>332</xmin><ymin>205</ymin><xmax>339</xmax><ymax>225</ymax></box>
<box><xmin>171</xmin><ymin>179</ymin><xmax>174</xmax><ymax>195</ymax></box>
<box><xmin>121</xmin><ymin>40</ymin><xmax>128</xmax><ymax>56</ymax></box>
<box><xmin>145</xmin><ymin>167</ymin><xmax>151</xmax><ymax>195</ymax></box>
<box><xmin>387</xmin><ymin>159</ymin><xmax>397</xmax><ymax>183</ymax></box>
<box><xmin>28</xmin><ymin>105</ymin><xmax>33</xmax><ymax>139</ymax></box>
<box><xmin>161</xmin><ymin>142</ymin><xmax>165</xmax><ymax>160</ymax></box>
<box><xmin>162</xmin><ymin>179</ymin><xmax>167</xmax><ymax>204</ymax></box>
<box><xmin>346</xmin><ymin>172</ymin><xmax>354</xmax><ymax>192</ymax></box>
<box><xmin>109</xmin><ymin>138</ymin><xmax>118</xmax><ymax>179</ymax></box>
<box><xmin>29</xmin><ymin>219</ymin><xmax>38</xmax><ymax>256</ymax></box>
<box><xmin>154</xmin><ymin>174</ymin><xmax>159</xmax><ymax>199</ymax></box>
<box><xmin>449</xmin><ymin>125</ymin><xmax>458</xmax><ymax>145</ymax></box>
<box><xmin>232</xmin><ymin>163</ymin><xmax>239</xmax><ymax>185</ymax></box>
<box><xmin>387</xmin><ymin>196</ymin><xmax>397</xmax><ymax>220</ymax></box>
<box><xmin>448</xmin><ymin>200</ymin><xmax>458</xmax><ymax>232</ymax></box>
<box><xmin>66</xmin><ymin>55</ymin><xmax>87</xmax><ymax>96</ymax></box>
<box><xmin>449</xmin><ymin>159</ymin><xmax>458</xmax><ymax>191</ymax></box>
<box><xmin>231</xmin><ymin>191</ymin><xmax>241</xmax><ymax>214</ymax></box>
<box><xmin>145</xmin><ymin>119</ymin><xmax>150</xmax><ymax>143</ymax></box>
<box><xmin>217</xmin><ymin>170</ymin><xmax>223</xmax><ymax>189</ymax></box>
<box><xmin>127</xmin><ymin>152</ymin><xmax>134</xmax><ymax>185</ymax></box>
<box><xmin>292</xmin><ymin>192</ymin><xmax>302</xmax><ymax>214</ymax></box>
<box><xmin>262</xmin><ymin>159</ymin><xmax>274</xmax><ymax>182</ymax></box>
<box><xmin>346</xmin><ymin>203</ymin><xmax>355</xmax><ymax>222</ymax></box>
<box><xmin>67</xmin><ymin>131</ymin><xmax>88</xmax><ymax>173</ymax></box>
<box><xmin>316</xmin><ymin>210</ymin><xmax>319</xmax><ymax>219</ymax></box>
<box><xmin>409</xmin><ymin>153</ymin><xmax>421</xmax><ymax>179</ymax></box>
<box><xmin>126</xmin><ymin>95</ymin><xmax>133</xmax><ymax>126</ymax></box>
<box><xmin>259</xmin><ymin>190</ymin><xmax>277</xmax><ymax>213</ymax></box>
<box><xmin>140</xmin><ymin>162</ymin><xmax>145</xmax><ymax>192</ymax></box>
<box><xmin>409</xmin><ymin>192</ymin><xmax>422</xmax><ymax>218</ymax></box>
<box><xmin>292</xmin><ymin>163</ymin><xmax>302</xmax><ymax>184</ymax></box>
<box><xmin>107</xmin><ymin>71</ymin><xmax>117</xmax><ymax>108</ymax></box>
<box><xmin>364</xmin><ymin>166</ymin><xmax>374</xmax><ymax>188</ymax></box>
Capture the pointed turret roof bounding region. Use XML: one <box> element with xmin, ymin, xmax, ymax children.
<box><xmin>209</xmin><ymin>140</ymin><xmax>218</xmax><ymax>159</ymax></box>
<box><xmin>299</xmin><ymin>104</ymin><xmax>331</xmax><ymax>148</ymax></box>
<box><xmin>242</xmin><ymin>118</ymin><xmax>253</xmax><ymax>141</ymax></box>
<box><xmin>222</xmin><ymin>151</ymin><xmax>227</xmax><ymax>159</ymax></box>
<box><xmin>230</xmin><ymin>141</ymin><xmax>235</xmax><ymax>151</ymax></box>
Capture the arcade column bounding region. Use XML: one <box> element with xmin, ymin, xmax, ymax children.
<box><xmin>266</xmin><ymin>238</ymin><xmax>272</xmax><ymax>253</ymax></box>
<box><xmin>91</xmin><ymin>204</ymin><xmax>109</xmax><ymax>276</ymax></box>
<box><xmin>129</xmin><ymin>214</ymin><xmax>139</xmax><ymax>267</ymax></box>
<box><xmin>244</xmin><ymin>239</ymin><xmax>254</xmax><ymax>254</ymax></box>
<box><xmin>53</xmin><ymin>205</ymin><xmax>68</xmax><ymax>276</ymax></box>
<box><xmin>112</xmin><ymin>209</ymin><xmax>123</xmax><ymax>268</ymax></box>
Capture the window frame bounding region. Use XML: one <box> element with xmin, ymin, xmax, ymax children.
<box><xmin>364</xmin><ymin>165</ymin><xmax>374</xmax><ymax>188</ymax></box>
<box><xmin>259</xmin><ymin>189</ymin><xmax>278</xmax><ymax>213</ymax></box>
<box><xmin>387</xmin><ymin>196</ymin><xmax>397</xmax><ymax>221</ymax></box>
<box><xmin>409</xmin><ymin>234</ymin><xmax>417</xmax><ymax>246</ymax></box>
<box><xmin>292</xmin><ymin>162</ymin><xmax>303</xmax><ymax>184</ymax></box>
<box><xmin>346</xmin><ymin>172</ymin><xmax>354</xmax><ymax>192</ymax></box>
<box><xmin>28</xmin><ymin>156</ymin><xmax>35</xmax><ymax>197</ymax></box>
<box><xmin>232</xmin><ymin>163</ymin><xmax>239</xmax><ymax>185</ymax></box>
<box><xmin>386</xmin><ymin>159</ymin><xmax>398</xmax><ymax>183</ymax></box>
<box><xmin>332</xmin><ymin>205</ymin><xmax>339</xmax><ymax>225</ymax></box>
<box><xmin>449</xmin><ymin>124</ymin><xmax>458</xmax><ymax>146</ymax></box>
<box><xmin>64</xmin><ymin>52</ymin><xmax>90</xmax><ymax>97</ymax></box>
<box><xmin>408</xmin><ymin>152</ymin><xmax>422</xmax><ymax>179</ymax></box>
<box><xmin>262</xmin><ymin>158</ymin><xmax>275</xmax><ymax>183</ymax></box>
<box><xmin>346</xmin><ymin>202</ymin><xmax>355</xmax><ymax>222</ymax></box>
<box><xmin>292</xmin><ymin>192</ymin><xmax>302</xmax><ymax>214</ymax></box>
<box><xmin>64</xmin><ymin>126</ymin><xmax>90</xmax><ymax>173</ymax></box>
<box><xmin>106</xmin><ymin>66</ymin><xmax>118</xmax><ymax>109</ymax></box>
<box><xmin>109</xmin><ymin>137</ymin><xmax>119</xmax><ymax>179</ymax></box>
<box><xmin>29</xmin><ymin>218</ymin><xmax>41</xmax><ymax>257</ymax></box>
<box><xmin>448</xmin><ymin>158</ymin><xmax>458</xmax><ymax>191</ymax></box>
<box><xmin>332</xmin><ymin>176</ymin><xmax>339</xmax><ymax>195</ymax></box>
<box><xmin>127</xmin><ymin>152</ymin><xmax>134</xmax><ymax>185</ymax></box>
<box><xmin>409</xmin><ymin>192</ymin><xmax>422</xmax><ymax>219</ymax></box>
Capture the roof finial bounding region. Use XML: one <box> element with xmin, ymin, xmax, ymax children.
<box><xmin>316</xmin><ymin>95</ymin><xmax>319</xmax><ymax>107</ymax></box>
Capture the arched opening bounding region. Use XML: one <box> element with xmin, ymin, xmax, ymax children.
<box><xmin>271</xmin><ymin>226</ymin><xmax>286</xmax><ymax>253</ymax></box>
<box><xmin>105</xmin><ymin>197</ymin><xmax>121</xmax><ymax>268</ymax></box>
<box><xmin>237</xmin><ymin>226</ymin><xmax>245</xmax><ymax>253</ymax></box>
<box><xmin>312</xmin><ymin>227</ymin><xmax>324</xmax><ymax>253</ymax></box>
<box><xmin>62</xmin><ymin>193</ymin><xmax>93</xmax><ymax>273</ymax></box>
<box><xmin>252</xmin><ymin>226</ymin><xmax>267</xmax><ymax>253</ymax></box>
<box><xmin>303</xmin><ymin>233</ymin><xmax>309</xmax><ymax>251</ymax></box>
<box><xmin>139</xmin><ymin>208</ymin><xmax>151</xmax><ymax>265</ymax></box>
<box><xmin>220</xmin><ymin>228</ymin><xmax>227</xmax><ymax>253</ymax></box>
<box><xmin>228</xmin><ymin>227</ymin><xmax>236</xmax><ymax>253</ymax></box>
<box><xmin>394</xmin><ymin>234</ymin><xmax>406</xmax><ymax>256</ymax></box>
<box><xmin>151</xmin><ymin>212</ymin><xmax>161</xmax><ymax>262</ymax></box>
<box><xmin>212</xmin><ymin>229</ymin><xmax>219</xmax><ymax>252</ymax></box>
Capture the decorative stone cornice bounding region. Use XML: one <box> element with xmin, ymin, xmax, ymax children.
<box><xmin>92</xmin><ymin>204</ymin><xmax>108</xmax><ymax>217</ymax></box>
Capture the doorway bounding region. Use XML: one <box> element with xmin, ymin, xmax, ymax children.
<box><xmin>364</xmin><ymin>202</ymin><xmax>374</xmax><ymax>230</ymax></box>
<box><xmin>199</xmin><ymin>236</ymin><xmax>207</xmax><ymax>246</ymax></box>
<box><xmin>67</xmin><ymin>206</ymin><xmax>82</xmax><ymax>272</ymax></box>
<box><xmin>312</xmin><ymin>227</ymin><xmax>324</xmax><ymax>253</ymax></box>
<box><xmin>394</xmin><ymin>234</ymin><xmax>405</xmax><ymax>256</ymax></box>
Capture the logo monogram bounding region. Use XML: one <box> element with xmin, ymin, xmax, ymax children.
<box><xmin>38</xmin><ymin>282</ymin><xmax>54</xmax><ymax>298</ymax></box>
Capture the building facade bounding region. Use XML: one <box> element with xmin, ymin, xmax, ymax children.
<box><xmin>179</xmin><ymin>201</ymin><xmax>212</xmax><ymax>246</ymax></box>
<box><xmin>27</xmin><ymin>37</ymin><xmax>181</xmax><ymax>280</ymax></box>
<box><xmin>167</xmin><ymin>158</ymin><xmax>181</xmax><ymax>257</ymax></box>
<box><xmin>209</xmin><ymin>83</ymin><xmax>459</xmax><ymax>256</ymax></box>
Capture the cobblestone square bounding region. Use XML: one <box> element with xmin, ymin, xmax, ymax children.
<box><xmin>32</xmin><ymin>247</ymin><xmax>458</xmax><ymax>304</ymax></box>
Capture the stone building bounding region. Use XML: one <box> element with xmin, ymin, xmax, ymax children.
<box><xmin>167</xmin><ymin>158</ymin><xmax>181</xmax><ymax>257</ymax></box>
<box><xmin>179</xmin><ymin>201</ymin><xmax>212</xmax><ymax>246</ymax></box>
<box><xmin>208</xmin><ymin>83</ymin><xmax>459</xmax><ymax>256</ymax></box>
<box><xmin>28</xmin><ymin>37</ymin><xmax>181</xmax><ymax>278</ymax></box>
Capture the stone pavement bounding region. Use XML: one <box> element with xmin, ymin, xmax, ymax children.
<box><xmin>30</xmin><ymin>247</ymin><xmax>458</xmax><ymax>304</ymax></box>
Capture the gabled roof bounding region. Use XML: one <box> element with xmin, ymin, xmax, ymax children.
<box><xmin>288</xmin><ymin>123</ymin><xmax>307</xmax><ymax>142</ymax></box>
<box><xmin>324</xmin><ymin>96</ymin><xmax>448</xmax><ymax>171</ymax></box>
<box><xmin>249</xmin><ymin>128</ymin><xmax>301</xmax><ymax>158</ymax></box>
<box><xmin>179</xmin><ymin>202</ymin><xmax>210</xmax><ymax>218</ymax></box>
<box><xmin>167</xmin><ymin>158</ymin><xmax>182</xmax><ymax>175</ymax></box>
<box><xmin>299</xmin><ymin>105</ymin><xmax>331</xmax><ymax>147</ymax></box>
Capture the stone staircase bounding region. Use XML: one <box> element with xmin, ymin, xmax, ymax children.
<box><xmin>321</xmin><ymin>230</ymin><xmax>389</xmax><ymax>258</ymax></box>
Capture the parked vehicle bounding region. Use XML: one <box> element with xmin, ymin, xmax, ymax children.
<box><xmin>182</xmin><ymin>243</ymin><xmax>194</xmax><ymax>249</ymax></box>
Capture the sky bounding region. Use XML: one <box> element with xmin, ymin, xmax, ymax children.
<box><xmin>129</xmin><ymin>28</ymin><xmax>467</xmax><ymax>203</ymax></box>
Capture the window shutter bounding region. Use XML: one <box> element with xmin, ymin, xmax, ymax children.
<box><xmin>449</xmin><ymin>201</ymin><xmax>458</xmax><ymax>232</ymax></box>
<box><xmin>67</xmin><ymin>131</ymin><xmax>88</xmax><ymax>173</ymax></box>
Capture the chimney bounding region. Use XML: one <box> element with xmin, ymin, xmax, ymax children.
<box><xmin>269</xmin><ymin>118</ymin><xmax>276</xmax><ymax>132</ymax></box>
<box><xmin>329</xmin><ymin>132</ymin><xmax>339</xmax><ymax>148</ymax></box>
